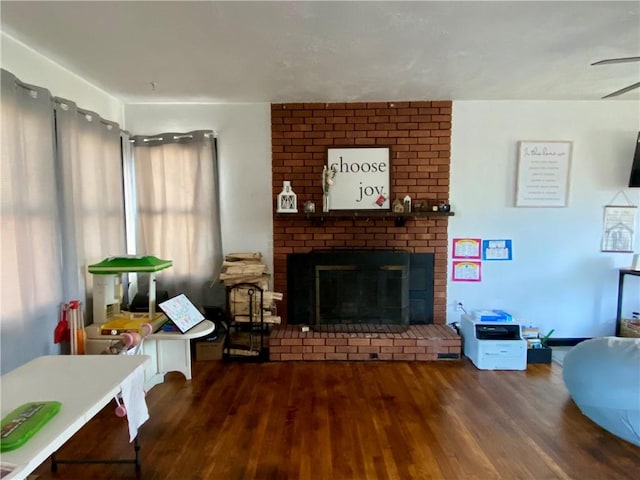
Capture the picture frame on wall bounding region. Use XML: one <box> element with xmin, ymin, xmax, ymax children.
<box><xmin>601</xmin><ymin>205</ymin><xmax>637</xmax><ymax>253</ymax></box>
<box><xmin>515</xmin><ymin>140</ymin><xmax>572</xmax><ymax>207</ymax></box>
<box><xmin>326</xmin><ymin>146</ymin><xmax>391</xmax><ymax>210</ymax></box>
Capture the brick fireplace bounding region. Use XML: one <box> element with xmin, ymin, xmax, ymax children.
<box><xmin>270</xmin><ymin>101</ymin><xmax>459</xmax><ymax>360</ymax></box>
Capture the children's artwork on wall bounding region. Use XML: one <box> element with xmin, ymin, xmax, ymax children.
<box><xmin>452</xmin><ymin>238</ymin><xmax>481</xmax><ymax>259</ymax></box>
<box><xmin>482</xmin><ymin>239</ymin><xmax>513</xmax><ymax>260</ymax></box>
<box><xmin>452</xmin><ymin>261</ymin><xmax>482</xmax><ymax>282</ymax></box>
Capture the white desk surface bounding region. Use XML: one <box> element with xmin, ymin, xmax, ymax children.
<box><xmin>85</xmin><ymin>319</ymin><xmax>214</xmax><ymax>340</ymax></box>
<box><xmin>0</xmin><ymin>355</ymin><xmax>149</xmax><ymax>480</ymax></box>
<box><xmin>151</xmin><ymin>319</ymin><xmax>215</xmax><ymax>339</ymax></box>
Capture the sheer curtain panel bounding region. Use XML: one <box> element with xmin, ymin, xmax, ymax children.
<box><xmin>1</xmin><ymin>69</ymin><xmax>64</xmax><ymax>373</ymax></box>
<box><xmin>54</xmin><ymin>99</ymin><xmax>126</xmax><ymax>315</ymax></box>
<box><xmin>132</xmin><ymin>131</ymin><xmax>222</xmax><ymax>307</ymax></box>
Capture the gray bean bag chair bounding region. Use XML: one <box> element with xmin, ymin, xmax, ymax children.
<box><xmin>562</xmin><ymin>336</ymin><xmax>640</xmax><ymax>446</ymax></box>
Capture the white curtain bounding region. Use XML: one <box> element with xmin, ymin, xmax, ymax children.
<box><xmin>0</xmin><ymin>69</ymin><xmax>64</xmax><ymax>373</ymax></box>
<box><xmin>1</xmin><ymin>68</ymin><xmax>221</xmax><ymax>373</ymax></box>
<box><xmin>1</xmin><ymin>69</ymin><xmax>127</xmax><ymax>372</ymax></box>
<box><xmin>132</xmin><ymin>132</ymin><xmax>222</xmax><ymax>308</ymax></box>
<box><xmin>54</xmin><ymin>99</ymin><xmax>126</xmax><ymax>318</ymax></box>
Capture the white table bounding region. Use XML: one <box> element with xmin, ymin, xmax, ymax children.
<box><xmin>0</xmin><ymin>355</ymin><xmax>149</xmax><ymax>480</ymax></box>
<box><xmin>85</xmin><ymin>319</ymin><xmax>215</xmax><ymax>391</ymax></box>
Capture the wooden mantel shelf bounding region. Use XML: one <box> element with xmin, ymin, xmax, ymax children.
<box><xmin>276</xmin><ymin>210</ymin><xmax>454</xmax><ymax>226</ymax></box>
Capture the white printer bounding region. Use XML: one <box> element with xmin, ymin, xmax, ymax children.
<box><xmin>460</xmin><ymin>314</ymin><xmax>527</xmax><ymax>370</ymax></box>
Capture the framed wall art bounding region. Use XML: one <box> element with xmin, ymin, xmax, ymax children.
<box><xmin>326</xmin><ymin>147</ymin><xmax>391</xmax><ymax>210</ymax></box>
<box><xmin>515</xmin><ymin>140</ymin><xmax>572</xmax><ymax>207</ymax></box>
<box><xmin>601</xmin><ymin>205</ymin><xmax>637</xmax><ymax>253</ymax></box>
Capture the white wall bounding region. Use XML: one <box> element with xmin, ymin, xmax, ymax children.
<box><xmin>1</xmin><ymin>33</ymin><xmax>123</xmax><ymax>123</ymax></box>
<box><xmin>124</xmin><ymin>104</ymin><xmax>274</xmax><ymax>284</ymax></box>
<box><xmin>448</xmin><ymin>101</ymin><xmax>640</xmax><ymax>338</ymax></box>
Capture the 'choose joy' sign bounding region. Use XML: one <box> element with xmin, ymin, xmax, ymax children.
<box><xmin>326</xmin><ymin>147</ymin><xmax>390</xmax><ymax>210</ymax></box>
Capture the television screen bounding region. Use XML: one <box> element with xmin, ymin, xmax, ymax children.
<box><xmin>629</xmin><ymin>131</ymin><xmax>640</xmax><ymax>187</ymax></box>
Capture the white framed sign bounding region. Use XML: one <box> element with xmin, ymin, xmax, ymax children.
<box><xmin>326</xmin><ymin>147</ymin><xmax>391</xmax><ymax>210</ymax></box>
<box><xmin>601</xmin><ymin>205</ymin><xmax>637</xmax><ymax>253</ymax></box>
<box><xmin>515</xmin><ymin>141</ymin><xmax>572</xmax><ymax>207</ymax></box>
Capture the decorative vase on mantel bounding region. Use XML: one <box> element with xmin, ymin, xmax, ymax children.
<box><xmin>323</xmin><ymin>194</ymin><xmax>330</xmax><ymax>213</ymax></box>
<box><xmin>322</xmin><ymin>164</ymin><xmax>336</xmax><ymax>213</ymax></box>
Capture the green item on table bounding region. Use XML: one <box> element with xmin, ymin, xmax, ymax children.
<box><xmin>1</xmin><ymin>401</ymin><xmax>61</xmax><ymax>452</ymax></box>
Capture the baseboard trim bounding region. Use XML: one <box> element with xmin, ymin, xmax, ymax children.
<box><xmin>547</xmin><ymin>338</ymin><xmax>590</xmax><ymax>347</ymax></box>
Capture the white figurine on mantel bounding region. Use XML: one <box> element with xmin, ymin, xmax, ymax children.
<box><xmin>277</xmin><ymin>180</ymin><xmax>298</xmax><ymax>213</ymax></box>
<box><xmin>322</xmin><ymin>165</ymin><xmax>337</xmax><ymax>212</ymax></box>
<box><xmin>403</xmin><ymin>195</ymin><xmax>412</xmax><ymax>213</ymax></box>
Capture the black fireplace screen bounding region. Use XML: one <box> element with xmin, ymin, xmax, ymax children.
<box><xmin>316</xmin><ymin>265</ymin><xmax>408</xmax><ymax>326</ymax></box>
<box><xmin>287</xmin><ymin>250</ymin><xmax>434</xmax><ymax>327</ymax></box>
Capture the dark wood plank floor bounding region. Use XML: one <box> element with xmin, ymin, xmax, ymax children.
<box><xmin>33</xmin><ymin>359</ymin><xmax>639</xmax><ymax>479</ymax></box>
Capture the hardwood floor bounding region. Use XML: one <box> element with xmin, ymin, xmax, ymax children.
<box><xmin>33</xmin><ymin>359</ymin><xmax>639</xmax><ymax>479</ymax></box>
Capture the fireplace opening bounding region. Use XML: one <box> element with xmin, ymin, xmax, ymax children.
<box><xmin>316</xmin><ymin>263</ymin><xmax>409</xmax><ymax>331</ymax></box>
<box><xmin>288</xmin><ymin>250</ymin><xmax>434</xmax><ymax>331</ymax></box>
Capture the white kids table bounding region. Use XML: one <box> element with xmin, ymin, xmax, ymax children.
<box><xmin>85</xmin><ymin>319</ymin><xmax>215</xmax><ymax>391</ymax></box>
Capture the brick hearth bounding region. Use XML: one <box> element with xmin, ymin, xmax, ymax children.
<box><xmin>269</xmin><ymin>324</ymin><xmax>461</xmax><ymax>362</ymax></box>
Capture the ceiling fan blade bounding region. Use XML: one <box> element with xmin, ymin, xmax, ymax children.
<box><xmin>591</xmin><ymin>56</ymin><xmax>640</xmax><ymax>66</ymax></box>
<box><xmin>602</xmin><ymin>82</ymin><xmax>640</xmax><ymax>99</ymax></box>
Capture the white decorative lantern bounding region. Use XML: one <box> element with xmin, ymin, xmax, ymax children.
<box><xmin>277</xmin><ymin>181</ymin><xmax>298</xmax><ymax>213</ymax></box>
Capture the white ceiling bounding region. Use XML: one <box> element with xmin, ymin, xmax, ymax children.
<box><xmin>1</xmin><ymin>1</ymin><xmax>639</xmax><ymax>103</ymax></box>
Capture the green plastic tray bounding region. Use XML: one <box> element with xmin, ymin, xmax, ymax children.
<box><xmin>1</xmin><ymin>401</ymin><xmax>61</xmax><ymax>452</ymax></box>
